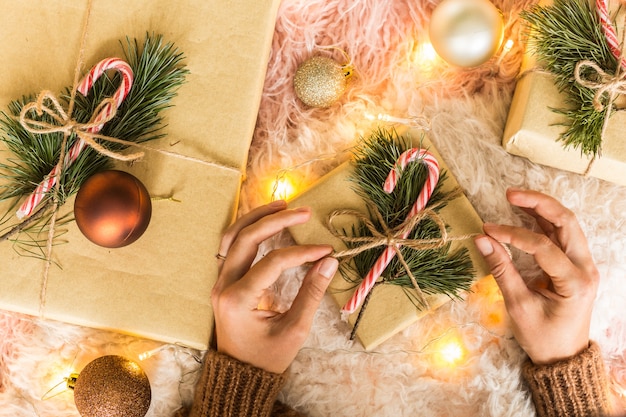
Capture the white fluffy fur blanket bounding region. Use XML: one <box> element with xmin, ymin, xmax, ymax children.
<box><xmin>1</xmin><ymin>0</ymin><xmax>625</xmax><ymax>416</ymax></box>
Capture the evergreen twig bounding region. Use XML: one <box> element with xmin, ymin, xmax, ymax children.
<box><xmin>520</xmin><ymin>0</ymin><xmax>619</xmax><ymax>156</ymax></box>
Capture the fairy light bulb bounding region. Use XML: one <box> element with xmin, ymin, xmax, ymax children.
<box><xmin>412</xmin><ymin>41</ymin><xmax>439</xmax><ymax>70</ymax></box>
<box><xmin>503</xmin><ymin>39</ymin><xmax>514</xmax><ymax>53</ymax></box>
<box><xmin>430</xmin><ymin>332</ymin><xmax>467</xmax><ymax>368</ymax></box>
<box><xmin>495</xmin><ymin>38</ymin><xmax>515</xmax><ymax>66</ymax></box>
<box><xmin>270</xmin><ymin>173</ymin><xmax>297</xmax><ymax>201</ymax></box>
<box><xmin>138</xmin><ymin>346</ymin><xmax>165</xmax><ymax>361</ymax></box>
<box><xmin>439</xmin><ymin>339</ymin><xmax>465</xmax><ymax>365</ymax></box>
<box><xmin>420</xmin><ymin>42</ymin><xmax>437</xmax><ymax>62</ymax></box>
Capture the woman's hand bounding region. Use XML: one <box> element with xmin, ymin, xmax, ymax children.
<box><xmin>211</xmin><ymin>200</ymin><xmax>338</xmax><ymax>374</ymax></box>
<box><xmin>474</xmin><ymin>189</ymin><xmax>599</xmax><ymax>365</ymax></box>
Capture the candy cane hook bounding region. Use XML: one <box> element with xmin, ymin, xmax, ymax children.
<box><xmin>17</xmin><ymin>58</ymin><xmax>133</xmax><ymax>219</ymax></box>
<box><xmin>342</xmin><ymin>149</ymin><xmax>440</xmax><ymax>314</ymax></box>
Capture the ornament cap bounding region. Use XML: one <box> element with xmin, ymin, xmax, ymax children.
<box><xmin>66</xmin><ymin>373</ymin><xmax>79</xmax><ymax>390</ymax></box>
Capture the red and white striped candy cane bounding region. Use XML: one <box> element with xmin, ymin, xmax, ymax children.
<box><xmin>342</xmin><ymin>149</ymin><xmax>440</xmax><ymax>314</ymax></box>
<box><xmin>597</xmin><ymin>0</ymin><xmax>626</xmax><ymax>68</ymax></box>
<box><xmin>17</xmin><ymin>58</ymin><xmax>133</xmax><ymax>219</ymax></box>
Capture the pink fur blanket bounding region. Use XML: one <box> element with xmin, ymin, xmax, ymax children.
<box><xmin>1</xmin><ymin>0</ymin><xmax>625</xmax><ymax>416</ymax></box>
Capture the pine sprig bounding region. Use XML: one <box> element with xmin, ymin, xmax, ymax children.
<box><xmin>0</xmin><ymin>33</ymin><xmax>188</xmax><ymax>251</ymax></box>
<box><xmin>340</xmin><ymin>129</ymin><xmax>475</xmax><ymax>310</ymax></box>
<box><xmin>520</xmin><ymin>0</ymin><xmax>619</xmax><ymax>156</ymax></box>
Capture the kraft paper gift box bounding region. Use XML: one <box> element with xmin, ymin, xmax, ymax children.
<box><xmin>0</xmin><ymin>0</ymin><xmax>280</xmax><ymax>350</ymax></box>
<box><xmin>502</xmin><ymin>3</ymin><xmax>626</xmax><ymax>186</ymax></box>
<box><xmin>288</xmin><ymin>129</ymin><xmax>491</xmax><ymax>350</ymax></box>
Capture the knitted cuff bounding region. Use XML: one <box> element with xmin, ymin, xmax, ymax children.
<box><xmin>189</xmin><ymin>350</ymin><xmax>288</xmax><ymax>417</ymax></box>
<box><xmin>522</xmin><ymin>341</ymin><xmax>611</xmax><ymax>417</ymax></box>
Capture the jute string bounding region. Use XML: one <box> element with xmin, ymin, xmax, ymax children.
<box><xmin>32</xmin><ymin>0</ymin><xmax>95</xmax><ymax>316</ymax></box>
<box><xmin>325</xmin><ymin>188</ymin><xmax>475</xmax><ymax>336</ymax></box>
<box><xmin>17</xmin><ymin>0</ymin><xmax>240</xmax><ymax>316</ymax></box>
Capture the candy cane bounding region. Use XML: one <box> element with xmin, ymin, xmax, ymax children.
<box><xmin>596</xmin><ymin>0</ymin><xmax>626</xmax><ymax>68</ymax></box>
<box><xmin>342</xmin><ymin>149</ymin><xmax>440</xmax><ymax>314</ymax></box>
<box><xmin>17</xmin><ymin>58</ymin><xmax>133</xmax><ymax>219</ymax></box>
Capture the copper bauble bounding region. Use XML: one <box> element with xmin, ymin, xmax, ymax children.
<box><xmin>72</xmin><ymin>355</ymin><xmax>151</xmax><ymax>417</ymax></box>
<box><xmin>74</xmin><ymin>170</ymin><xmax>152</xmax><ymax>248</ymax></box>
<box><xmin>429</xmin><ymin>0</ymin><xmax>504</xmax><ymax>67</ymax></box>
<box><xmin>293</xmin><ymin>56</ymin><xmax>352</xmax><ymax>108</ymax></box>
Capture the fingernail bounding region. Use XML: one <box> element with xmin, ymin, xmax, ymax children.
<box><xmin>294</xmin><ymin>206</ymin><xmax>311</xmax><ymax>213</ymax></box>
<box><xmin>269</xmin><ymin>200</ymin><xmax>287</xmax><ymax>208</ymax></box>
<box><xmin>474</xmin><ymin>236</ymin><xmax>494</xmax><ymax>256</ymax></box>
<box><xmin>318</xmin><ymin>257</ymin><xmax>339</xmax><ymax>279</ymax></box>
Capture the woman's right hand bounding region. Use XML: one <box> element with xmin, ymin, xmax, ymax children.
<box><xmin>473</xmin><ymin>189</ymin><xmax>599</xmax><ymax>365</ymax></box>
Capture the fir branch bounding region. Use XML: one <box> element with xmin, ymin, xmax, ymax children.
<box><xmin>520</xmin><ymin>0</ymin><xmax>619</xmax><ymax>156</ymax></box>
<box><xmin>0</xmin><ymin>33</ymin><xmax>188</xmax><ymax>250</ymax></box>
<box><xmin>340</xmin><ymin>129</ymin><xmax>475</xmax><ymax>311</ymax></box>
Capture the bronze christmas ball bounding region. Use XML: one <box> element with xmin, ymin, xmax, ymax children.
<box><xmin>73</xmin><ymin>355</ymin><xmax>151</xmax><ymax>417</ymax></box>
<box><xmin>74</xmin><ymin>170</ymin><xmax>152</xmax><ymax>248</ymax></box>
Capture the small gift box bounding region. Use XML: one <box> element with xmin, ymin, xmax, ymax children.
<box><xmin>503</xmin><ymin>0</ymin><xmax>626</xmax><ymax>186</ymax></box>
<box><xmin>0</xmin><ymin>0</ymin><xmax>280</xmax><ymax>350</ymax></box>
<box><xmin>288</xmin><ymin>128</ymin><xmax>491</xmax><ymax>350</ymax></box>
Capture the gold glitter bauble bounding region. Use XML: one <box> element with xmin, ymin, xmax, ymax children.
<box><xmin>73</xmin><ymin>356</ymin><xmax>151</xmax><ymax>417</ymax></box>
<box><xmin>429</xmin><ymin>0</ymin><xmax>504</xmax><ymax>67</ymax></box>
<box><xmin>293</xmin><ymin>56</ymin><xmax>350</xmax><ymax>108</ymax></box>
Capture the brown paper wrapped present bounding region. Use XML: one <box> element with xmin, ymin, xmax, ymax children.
<box><xmin>0</xmin><ymin>0</ymin><xmax>280</xmax><ymax>350</ymax></box>
<box><xmin>502</xmin><ymin>3</ymin><xmax>626</xmax><ymax>186</ymax></box>
<box><xmin>288</xmin><ymin>129</ymin><xmax>491</xmax><ymax>350</ymax></box>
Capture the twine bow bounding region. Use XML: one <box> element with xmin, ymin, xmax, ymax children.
<box><xmin>574</xmin><ymin>60</ymin><xmax>626</xmax><ymax>112</ymax></box>
<box><xmin>19</xmin><ymin>90</ymin><xmax>144</xmax><ymax>163</ymax></box>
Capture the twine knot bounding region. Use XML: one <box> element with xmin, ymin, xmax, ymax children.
<box><xmin>574</xmin><ymin>60</ymin><xmax>626</xmax><ymax>112</ymax></box>
<box><xmin>326</xmin><ymin>198</ymin><xmax>456</xmax><ymax>309</ymax></box>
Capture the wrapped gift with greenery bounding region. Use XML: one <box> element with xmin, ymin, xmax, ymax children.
<box><xmin>0</xmin><ymin>0</ymin><xmax>280</xmax><ymax>350</ymax></box>
<box><xmin>503</xmin><ymin>0</ymin><xmax>626</xmax><ymax>185</ymax></box>
<box><xmin>289</xmin><ymin>128</ymin><xmax>491</xmax><ymax>350</ymax></box>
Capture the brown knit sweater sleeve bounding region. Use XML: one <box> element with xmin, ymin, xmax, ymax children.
<box><xmin>522</xmin><ymin>341</ymin><xmax>612</xmax><ymax>417</ymax></box>
<box><xmin>186</xmin><ymin>350</ymin><xmax>289</xmax><ymax>417</ymax></box>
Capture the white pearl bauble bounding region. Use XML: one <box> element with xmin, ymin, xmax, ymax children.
<box><xmin>429</xmin><ymin>0</ymin><xmax>504</xmax><ymax>67</ymax></box>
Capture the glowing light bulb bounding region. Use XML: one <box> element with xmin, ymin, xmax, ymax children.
<box><xmin>430</xmin><ymin>333</ymin><xmax>466</xmax><ymax>369</ymax></box>
<box><xmin>495</xmin><ymin>38</ymin><xmax>514</xmax><ymax>66</ymax></box>
<box><xmin>420</xmin><ymin>42</ymin><xmax>438</xmax><ymax>63</ymax></box>
<box><xmin>439</xmin><ymin>340</ymin><xmax>464</xmax><ymax>365</ymax></box>
<box><xmin>408</xmin><ymin>41</ymin><xmax>439</xmax><ymax>72</ymax></box>
<box><xmin>139</xmin><ymin>346</ymin><xmax>163</xmax><ymax>361</ymax></box>
<box><xmin>271</xmin><ymin>173</ymin><xmax>297</xmax><ymax>201</ymax></box>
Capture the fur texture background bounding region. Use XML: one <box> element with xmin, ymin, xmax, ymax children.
<box><xmin>1</xmin><ymin>0</ymin><xmax>625</xmax><ymax>416</ymax></box>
